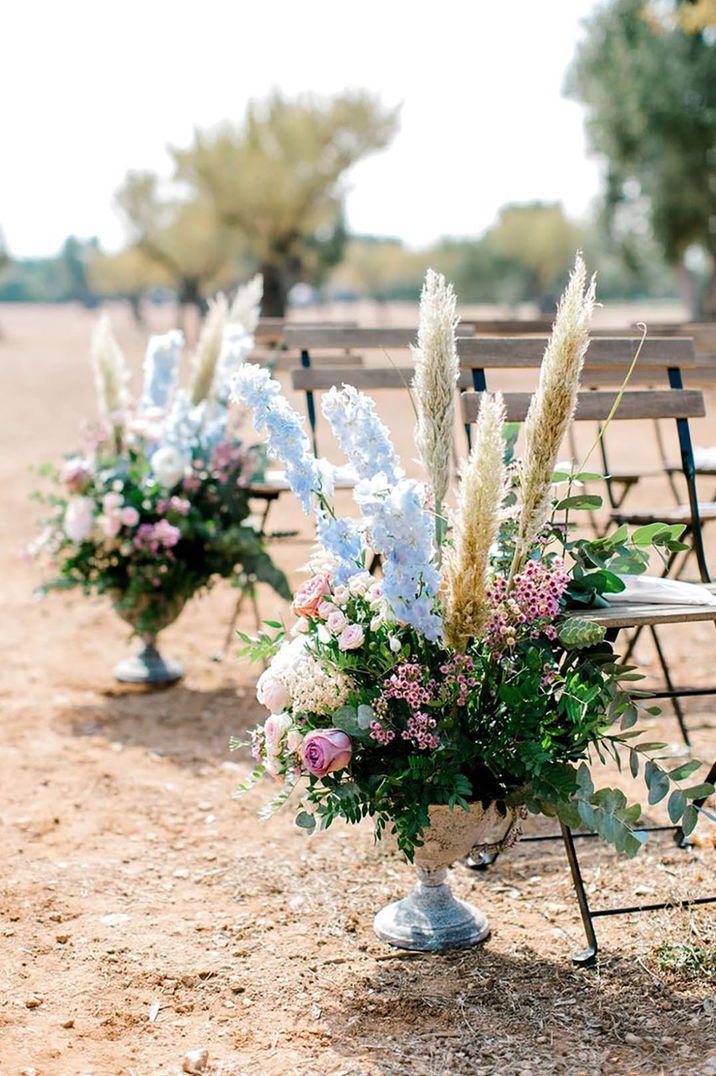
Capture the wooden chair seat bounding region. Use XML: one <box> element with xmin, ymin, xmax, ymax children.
<box><xmin>611</xmin><ymin>501</ymin><xmax>716</xmax><ymax>526</ymax></box>
<box><xmin>571</xmin><ymin>585</ymin><xmax>716</xmax><ymax>629</ymax></box>
<box><xmin>248</xmin><ymin>469</ymin><xmax>357</xmax><ymax>495</ymax></box>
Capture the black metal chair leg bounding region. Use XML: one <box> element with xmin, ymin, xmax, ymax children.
<box><xmin>648</xmin><ymin>625</ymin><xmax>691</xmax><ymax>747</ymax></box>
<box><xmin>560</xmin><ymin>823</ymin><xmax>599</xmax><ymax>967</ymax></box>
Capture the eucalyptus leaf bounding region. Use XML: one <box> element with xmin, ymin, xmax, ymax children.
<box><xmin>558</xmin><ymin>618</ymin><xmax>607</xmax><ymax>649</ymax></box>
<box><xmin>295</xmin><ymin>810</ymin><xmax>316</xmax><ymax>831</ymax></box>
<box><xmin>667</xmin><ymin>790</ymin><xmax>687</xmax><ymax>824</ymax></box>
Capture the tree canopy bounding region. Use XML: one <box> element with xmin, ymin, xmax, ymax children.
<box><xmin>568</xmin><ymin>0</ymin><xmax>716</xmax><ymax>315</ymax></box>
<box><xmin>174</xmin><ymin>90</ymin><xmax>399</xmax><ymax>314</ymax></box>
<box><xmin>114</xmin><ymin>172</ymin><xmax>237</xmax><ymax>313</ymax></box>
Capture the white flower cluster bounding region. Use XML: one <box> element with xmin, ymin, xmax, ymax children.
<box><xmin>257</xmin><ymin>636</ymin><xmax>352</xmax><ymax>718</ymax></box>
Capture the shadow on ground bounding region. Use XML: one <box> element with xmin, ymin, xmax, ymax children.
<box><xmin>318</xmin><ymin>943</ymin><xmax>714</xmax><ymax>1075</ymax></box>
<box><xmin>60</xmin><ymin>681</ymin><xmax>264</xmax><ymax>766</ymax></box>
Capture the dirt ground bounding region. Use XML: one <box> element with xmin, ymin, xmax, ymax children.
<box><xmin>1</xmin><ymin>301</ymin><xmax>714</xmax><ymax>1076</ymax></box>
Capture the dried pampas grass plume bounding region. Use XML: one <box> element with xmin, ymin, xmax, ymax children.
<box><xmin>190</xmin><ymin>293</ymin><xmax>229</xmax><ymax>404</ymax></box>
<box><xmin>229</xmin><ymin>273</ymin><xmax>263</xmax><ymax>333</ymax></box>
<box><xmin>411</xmin><ymin>269</ymin><xmax>459</xmax><ymax>522</ymax></box>
<box><xmin>91</xmin><ymin>313</ymin><xmax>130</xmax><ymax>424</ymax></box>
<box><xmin>512</xmin><ymin>253</ymin><xmax>596</xmax><ymax>576</ymax></box>
<box><xmin>444</xmin><ymin>392</ymin><xmax>507</xmax><ymax>651</ymax></box>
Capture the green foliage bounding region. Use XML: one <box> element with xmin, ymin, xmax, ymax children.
<box><xmin>657</xmin><ymin>943</ymin><xmax>716</xmax><ymax>978</ymax></box>
<box><xmin>557</xmin><ymin>617</ymin><xmax>607</xmax><ymax>649</ymax></box>
<box><xmin>0</xmin><ymin>236</ymin><xmax>100</xmax><ymax>304</ymax></box>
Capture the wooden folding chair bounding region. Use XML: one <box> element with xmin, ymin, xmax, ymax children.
<box><xmin>285</xmin><ymin>324</ymin><xmax>473</xmax><ymax>457</ymax></box>
<box><xmin>461</xmin><ymin>384</ymin><xmax>716</xmax><ymax>964</ymax></box>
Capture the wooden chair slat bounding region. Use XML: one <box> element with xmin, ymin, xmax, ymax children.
<box><xmin>291</xmin><ymin>366</ymin><xmax>414</xmax><ymax>391</ymax></box>
<box><xmin>460</xmin><ymin>389</ymin><xmax>706</xmax><ymax>424</ymax></box>
<box><xmin>570</xmin><ymin>590</ymin><xmax>716</xmax><ymax>629</ymax></box>
<box><xmin>457</xmin><ymin>336</ymin><xmax>696</xmax><ymax>369</ymax></box>
<box><xmin>582</xmin><ymin>360</ymin><xmax>716</xmax><ymax>388</ymax></box>
<box><xmin>263</xmin><ymin>352</ymin><xmax>364</xmax><ymax>371</ymax></box>
<box><xmin>291</xmin><ymin>366</ymin><xmax>473</xmax><ymax>391</ymax></box>
<box><xmin>284</xmin><ymin>327</ymin><xmax>695</xmax><ymax>367</ymax></box>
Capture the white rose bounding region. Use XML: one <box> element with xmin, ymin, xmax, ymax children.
<box><xmin>370</xmin><ymin>613</ymin><xmax>385</xmax><ymax>632</ymax></box>
<box><xmin>389</xmin><ymin>635</ymin><xmax>402</xmax><ymax>653</ymax></box>
<box><xmin>151</xmin><ymin>445</ymin><xmax>188</xmax><ymax>488</ymax></box>
<box><xmin>256</xmin><ymin>670</ymin><xmax>291</xmax><ymax>714</ymax></box>
<box><xmin>63</xmin><ymin>496</ymin><xmax>95</xmax><ymax>542</ymax></box>
<box><xmin>332</xmin><ymin>585</ymin><xmax>350</xmax><ymax>607</ymax></box>
<box><xmin>348</xmin><ymin>571</ymin><xmax>372</xmax><ymax>597</ymax></box>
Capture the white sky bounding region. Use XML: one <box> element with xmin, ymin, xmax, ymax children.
<box><xmin>1</xmin><ymin>0</ymin><xmax>603</xmax><ymax>257</ymax></box>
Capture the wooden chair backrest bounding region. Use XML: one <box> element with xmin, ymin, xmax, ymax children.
<box><xmin>460</xmin><ymin>389</ymin><xmax>705</xmax><ymax>425</ymax></box>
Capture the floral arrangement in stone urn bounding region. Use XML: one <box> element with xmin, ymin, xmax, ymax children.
<box><xmin>231</xmin><ymin>258</ymin><xmax>715</xmax><ymax>951</ymax></box>
<box><xmin>30</xmin><ymin>277</ymin><xmax>289</xmax><ymax>683</ymax></box>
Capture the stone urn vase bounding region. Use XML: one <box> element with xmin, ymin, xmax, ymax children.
<box><xmin>374</xmin><ymin>801</ymin><xmax>525</xmax><ymax>952</ymax></box>
<box><xmin>111</xmin><ymin>591</ymin><xmax>187</xmax><ymax>685</ymax></box>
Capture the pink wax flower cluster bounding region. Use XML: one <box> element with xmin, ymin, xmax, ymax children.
<box><xmin>210</xmin><ymin>440</ymin><xmax>246</xmax><ymax>482</ymax></box>
<box><xmin>133</xmin><ymin>520</ymin><xmax>182</xmax><ymax>553</ymax></box>
<box><xmin>157</xmin><ymin>495</ymin><xmax>191</xmax><ymax>517</ymax></box>
<box><xmin>372</xmin><ymin>662</ymin><xmax>442</xmax><ymax>751</ymax></box>
<box><xmin>486</xmin><ymin>558</ymin><xmax>570</xmax><ymax>653</ymax></box>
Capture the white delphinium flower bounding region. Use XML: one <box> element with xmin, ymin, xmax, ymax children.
<box><xmin>411</xmin><ymin>269</ymin><xmax>459</xmax><ymax>530</ymax></box>
<box><xmin>229</xmin><ymin>273</ymin><xmax>263</xmax><ymax>334</ymax></box>
<box><xmin>190</xmin><ymin>293</ymin><xmax>229</xmax><ymax>404</ymax></box>
<box><xmin>444</xmin><ymin>392</ymin><xmax>507</xmax><ymax>651</ymax></box>
<box><xmin>140</xmin><ymin>330</ymin><xmax>184</xmax><ymax>412</ymax></box>
<box><xmin>91</xmin><ymin>314</ymin><xmax>130</xmax><ymax>425</ymax></box>
<box><xmin>512</xmin><ymin>253</ymin><xmax>596</xmax><ymax>577</ymax></box>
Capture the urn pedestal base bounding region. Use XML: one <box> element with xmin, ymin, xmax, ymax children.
<box><xmin>373</xmin><ymin>867</ymin><xmax>490</xmax><ymax>952</ymax></box>
<box><xmin>114</xmin><ymin>639</ymin><xmax>183</xmax><ymax>685</ymax></box>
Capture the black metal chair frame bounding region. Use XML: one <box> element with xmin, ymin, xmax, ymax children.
<box><xmin>461</xmin><ymin>366</ymin><xmax>716</xmax><ymax>966</ymax></box>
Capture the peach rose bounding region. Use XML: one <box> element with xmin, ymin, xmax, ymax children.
<box><xmin>291</xmin><ymin>574</ymin><xmax>331</xmax><ymax>619</ymax></box>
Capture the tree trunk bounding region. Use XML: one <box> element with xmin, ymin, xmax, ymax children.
<box><xmin>701</xmin><ymin>260</ymin><xmax>716</xmax><ymax>321</ymax></box>
<box><xmin>127</xmin><ymin>293</ymin><xmax>145</xmax><ymax>327</ymax></box>
<box><xmin>177</xmin><ymin>279</ymin><xmax>208</xmax><ymax>330</ymax></box>
<box><xmin>260</xmin><ymin>263</ymin><xmax>289</xmax><ymax>317</ymax></box>
<box><xmin>676</xmin><ymin>261</ymin><xmax>702</xmax><ymax>320</ymax></box>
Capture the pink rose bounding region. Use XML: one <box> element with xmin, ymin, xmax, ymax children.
<box><xmin>291</xmin><ymin>574</ymin><xmax>331</xmax><ymax>619</ymax></box>
<box><xmin>103</xmin><ymin>492</ymin><xmax>124</xmax><ymax>513</ymax></box>
<box><xmin>120</xmin><ymin>506</ymin><xmax>140</xmax><ymax>528</ymax></box>
<box><xmin>317</xmin><ymin>600</ymin><xmax>335</xmax><ymax>620</ymax></box>
<box><xmin>301</xmin><ymin>729</ymin><xmax>352</xmax><ymax>778</ymax></box>
<box><xmin>338</xmin><ymin>624</ymin><xmax>364</xmax><ymax>651</ymax></box>
<box><xmin>326</xmin><ymin>610</ymin><xmax>348</xmax><ymax>635</ymax></box>
<box><xmin>264</xmin><ymin>713</ymin><xmax>292</xmax><ymax>757</ymax></box>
